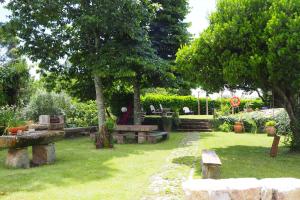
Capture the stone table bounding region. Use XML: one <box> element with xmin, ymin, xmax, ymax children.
<box><xmin>0</xmin><ymin>131</ymin><xmax>64</xmax><ymax>169</ymax></box>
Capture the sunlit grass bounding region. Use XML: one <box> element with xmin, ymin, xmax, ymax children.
<box><xmin>0</xmin><ymin>133</ymin><xmax>184</xmax><ymax>200</ymax></box>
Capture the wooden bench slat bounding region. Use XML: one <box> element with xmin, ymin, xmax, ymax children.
<box><xmin>202</xmin><ymin>149</ymin><xmax>222</xmax><ymax>165</ymax></box>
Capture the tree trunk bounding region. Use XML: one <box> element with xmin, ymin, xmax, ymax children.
<box><xmin>133</xmin><ymin>74</ymin><xmax>142</xmax><ymax>125</ymax></box>
<box><xmin>94</xmin><ymin>75</ymin><xmax>112</xmax><ymax>148</ymax></box>
<box><xmin>274</xmin><ymin>87</ymin><xmax>300</xmax><ymax>151</ymax></box>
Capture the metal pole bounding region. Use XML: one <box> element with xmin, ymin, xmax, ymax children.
<box><xmin>198</xmin><ymin>91</ymin><xmax>200</xmax><ymax>115</ymax></box>
<box><xmin>206</xmin><ymin>94</ymin><xmax>209</xmax><ymax>115</ymax></box>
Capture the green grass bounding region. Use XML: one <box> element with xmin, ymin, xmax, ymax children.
<box><xmin>194</xmin><ymin>132</ymin><xmax>300</xmax><ymax>179</ymax></box>
<box><xmin>0</xmin><ymin>133</ymin><xmax>184</xmax><ymax>200</ymax></box>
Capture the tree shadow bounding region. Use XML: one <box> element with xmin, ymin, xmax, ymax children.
<box><xmin>0</xmin><ymin>132</ymin><xmax>186</xmax><ymax>196</ymax></box>
<box><xmin>172</xmin><ymin>145</ymin><xmax>300</xmax><ymax>179</ymax></box>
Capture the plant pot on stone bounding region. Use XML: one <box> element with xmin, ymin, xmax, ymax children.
<box><xmin>265</xmin><ymin>120</ymin><xmax>276</xmax><ymax>136</ymax></box>
<box><xmin>234</xmin><ymin>121</ymin><xmax>244</xmax><ymax>133</ymax></box>
<box><xmin>6</xmin><ymin>119</ymin><xmax>27</xmax><ymax>135</ymax></box>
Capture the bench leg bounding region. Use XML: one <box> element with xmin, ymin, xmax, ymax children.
<box><xmin>138</xmin><ymin>132</ymin><xmax>147</xmax><ymax>144</ymax></box>
<box><xmin>32</xmin><ymin>143</ymin><xmax>56</xmax><ymax>165</ymax></box>
<box><xmin>6</xmin><ymin>148</ymin><xmax>30</xmax><ymax>169</ymax></box>
<box><xmin>115</xmin><ymin>135</ymin><xmax>125</xmax><ymax>144</ymax></box>
<box><xmin>202</xmin><ymin>163</ymin><xmax>221</xmax><ymax>179</ymax></box>
<box><xmin>147</xmin><ymin>136</ymin><xmax>157</xmax><ymax>144</ymax></box>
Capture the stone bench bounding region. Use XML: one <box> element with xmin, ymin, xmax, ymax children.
<box><xmin>201</xmin><ymin>149</ymin><xmax>222</xmax><ymax>179</ymax></box>
<box><xmin>0</xmin><ymin>131</ymin><xmax>64</xmax><ymax>169</ymax></box>
<box><xmin>147</xmin><ymin>131</ymin><xmax>169</xmax><ymax>143</ymax></box>
<box><xmin>114</xmin><ymin>125</ymin><xmax>158</xmax><ymax>144</ymax></box>
<box><xmin>183</xmin><ymin>178</ymin><xmax>300</xmax><ymax>200</ymax></box>
<box><xmin>113</xmin><ymin>133</ymin><xmax>136</xmax><ymax>144</ymax></box>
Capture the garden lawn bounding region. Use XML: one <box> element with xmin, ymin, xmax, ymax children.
<box><xmin>195</xmin><ymin>132</ymin><xmax>300</xmax><ymax>178</ymax></box>
<box><xmin>0</xmin><ymin>133</ymin><xmax>184</xmax><ymax>200</ymax></box>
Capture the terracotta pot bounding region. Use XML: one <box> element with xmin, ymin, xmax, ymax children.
<box><xmin>7</xmin><ymin>126</ymin><xmax>27</xmax><ymax>135</ymax></box>
<box><xmin>266</xmin><ymin>126</ymin><xmax>276</xmax><ymax>136</ymax></box>
<box><xmin>234</xmin><ymin>122</ymin><xmax>244</xmax><ymax>133</ymax></box>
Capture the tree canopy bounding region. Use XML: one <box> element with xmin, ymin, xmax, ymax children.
<box><xmin>176</xmin><ymin>0</ymin><xmax>300</xmax><ymax>150</ymax></box>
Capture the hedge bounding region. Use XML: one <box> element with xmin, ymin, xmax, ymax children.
<box><xmin>141</xmin><ymin>94</ymin><xmax>265</xmax><ymax>115</ymax></box>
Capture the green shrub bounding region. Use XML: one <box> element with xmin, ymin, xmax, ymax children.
<box><xmin>219</xmin><ymin>122</ymin><xmax>232</xmax><ymax>132</ymax></box>
<box><xmin>24</xmin><ymin>91</ymin><xmax>72</xmax><ymax>122</ymax></box>
<box><xmin>67</xmin><ymin>100</ymin><xmax>98</xmax><ymax>127</ymax></box>
<box><xmin>215</xmin><ymin>108</ymin><xmax>290</xmax><ymax>135</ymax></box>
<box><xmin>105</xmin><ymin>118</ymin><xmax>116</xmax><ymax>134</ymax></box>
<box><xmin>265</xmin><ymin>120</ymin><xmax>276</xmax><ymax>127</ymax></box>
<box><xmin>141</xmin><ymin>94</ymin><xmax>265</xmax><ymax>115</ymax></box>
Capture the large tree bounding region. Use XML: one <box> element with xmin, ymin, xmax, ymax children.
<box><xmin>7</xmin><ymin>0</ymin><xmax>155</xmax><ymax>148</ymax></box>
<box><xmin>0</xmin><ymin>23</ymin><xmax>30</xmax><ymax>106</ymax></box>
<box><xmin>177</xmin><ymin>0</ymin><xmax>300</xmax><ymax>151</ymax></box>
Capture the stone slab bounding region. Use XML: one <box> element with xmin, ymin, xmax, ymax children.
<box><xmin>5</xmin><ymin>148</ymin><xmax>30</xmax><ymax>169</ymax></box>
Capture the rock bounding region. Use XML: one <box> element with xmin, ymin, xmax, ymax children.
<box><xmin>261</xmin><ymin>178</ymin><xmax>300</xmax><ymax>200</ymax></box>
<box><xmin>138</xmin><ymin>132</ymin><xmax>147</xmax><ymax>144</ymax></box>
<box><xmin>5</xmin><ymin>148</ymin><xmax>30</xmax><ymax>169</ymax></box>
<box><xmin>222</xmin><ymin>178</ymin><xmax>261</xmax><ymax>200</ymax></box>
<box><xmin>183</xmin><ymin>179</ymin><xmax>229</xmax><ymax>200</ymax></box>
<box><xmin>32</xmin><ymin>143</ymin><xmax>56</xmax><ymax>165</ymax></box>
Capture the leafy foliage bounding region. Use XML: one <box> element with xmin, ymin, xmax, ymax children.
<box><xmin>24</xmin><ymin>91</ymin><xmax>72</xmax><ymax>122</ymax></box>
<box><xmin>176</xmin><ymin>0</ymin><xmax>300</xmax><ymax>150</ymax></box>
<box><xmin>67</xmin><ymin>100</ymin><xmax>98</xmax><ymax>128</ymax></box>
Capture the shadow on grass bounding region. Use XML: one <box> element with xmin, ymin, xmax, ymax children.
<box><xmin>172</xmin><ymin>144</ymin><xmax>300</xmax><ymax>179</ymax></box>
<box><xmin>0</xmin><ymin>132</ymin><xmax>186</xmax><ymax>195</ymax></box>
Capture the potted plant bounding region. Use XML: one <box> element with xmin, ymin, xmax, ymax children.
<box><xmin>6</xmin><ymin>118</ymin><xmax>27</xmax><ymax>135</ymax></box>
<box><xmin>234</xmin><ymin>121</ymin><xmax>244</xmax><ymax>133</ymax></box>
<box><xmin>265</xmin><ymin>120</ymin><xmax>276</xmax><ymax>136</ymax></box>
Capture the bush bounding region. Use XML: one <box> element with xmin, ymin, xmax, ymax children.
<box><xmin>141</xmin><ymin>94</ymin><xmax>265</xmax><ymax>115</ymax></box>
<box><xmin>219</xmin><ymin>122</ymin><xmax>232</xmax><ymax>132</ymax></box>
<box><xmin>24</xmin><ymin>91</ymin><xmax>72</xmax><ymax>122</ymax></box>
<box><xmin>265</xmin><ymin>120</ymin><xmax>276</xmax><ymax>127</ymax></box>
<box><xmin>215</xmin><ymin>108</ymin><xmax>290</xmax><ymax>135</ymax></box>
<box><xmin>67</xmin><ymin>100</ymin><xmax>98</xmax><ymax>127</ymax></box>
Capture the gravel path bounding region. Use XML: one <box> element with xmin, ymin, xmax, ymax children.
<box><xmin>141</xmin><ymin>132</ymin><xmax>200</xmax><ymax>200</ymax></box>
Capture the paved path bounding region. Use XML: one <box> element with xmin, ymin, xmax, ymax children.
<box><xmin>141</xmin><ymin>132</ymin><xmax>200</xmax><ymax>200</ymax></box>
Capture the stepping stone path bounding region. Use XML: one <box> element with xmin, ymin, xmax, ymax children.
<box><xmin>141</xmin><ymin>132</ymin><xmax>200</xmax><ymax>200</ymax></box>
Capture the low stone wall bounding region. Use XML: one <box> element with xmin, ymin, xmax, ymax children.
<box><xmin>183</xmin><ymin>178</ymin><xmax>300</xmax><ymax>200</ymax></box>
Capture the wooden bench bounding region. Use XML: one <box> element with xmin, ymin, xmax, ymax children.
<box><xmin>201</xmin><ymin>149</ymin><xmax>222</xmax><ymax>179</ymax></box>
<box><xmin>147</xmin><ymin>132</ymin><xmax>169</xmax><ymax>143</ymax></box>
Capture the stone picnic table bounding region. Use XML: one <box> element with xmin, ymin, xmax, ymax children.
<box><xmin>0</xmin><ymin>130</ymin><xmax>64</xmax><ymax>169</ymax></box>
<box><xmin>114</xmin><ymin>125</ymin><xmax>159</xmax><ymax>144</ymax></box>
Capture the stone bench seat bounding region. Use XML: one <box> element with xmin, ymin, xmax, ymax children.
<box><xmin>0</xmin><ymin>131</ymin><xmax>64</xmax><ymax>169</ymax></box>
<box><xmin>147</xmin><ymin>131</ymin><xmax>169</xmax><ymax>143</ymax></box>
<box><xmin>201</xmin><ymin>149</ymin><xmax>222</xmax><ymax>179</ymax></box>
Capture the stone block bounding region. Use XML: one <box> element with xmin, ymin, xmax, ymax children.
<box><xmin>202</xmin><ymin>164</ymin><xmax>221</xmax><ymax>179</ymax></box>
<box><xmin>183</xmin><ymin>179</ymin><xmax>229</xmax><ymax>200</ymax></box>
<box><xmin>5</xmin><ymin>148</ymin><xmax>30</xmax><ymax>169</ymax></box>
<box><xmin>32</xmin><ymin>143</ymin><xmax>56</xmax><ymax>165</ymax></box>
<box><xmin>261</xmin><ymin>178</ymin><xmax>300</xmax><ymax>200</ymax></box>
<box><xmin>138</xmin><ymin>132</ymin><xmax>147</xmax><ymax>144</ymax></box>
<box><xmin>222</xmin><ymin>178</ymin><xmax>261</xmax><ymax>200</ymax></box>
